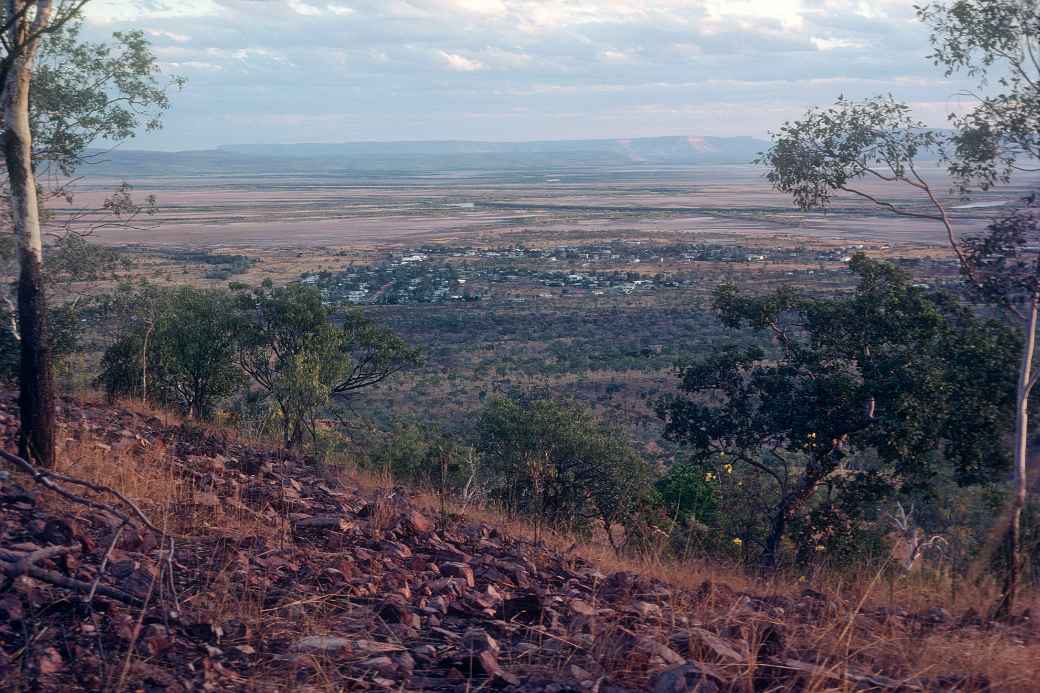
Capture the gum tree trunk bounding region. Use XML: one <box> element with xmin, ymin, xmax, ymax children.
<box><xmin>3</xmin><ymin>0</ymin><xmax>55</xmax><ymax>467</ymax></box>
<box><xmin>998</xmin><ymin>297</ymin><xmax>1037</xmax><ymax>619</ymax></box>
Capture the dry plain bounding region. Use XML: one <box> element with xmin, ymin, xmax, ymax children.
<box><xmin>55</xmin><ymin>164</ymin><xmax>1037</xmax><ymax>255</ymax></box>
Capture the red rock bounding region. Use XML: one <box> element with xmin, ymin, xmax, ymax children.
<box><xmin>36</xmin><ymin>647</ymin><xmax>64</xmax><ymax>675</ymax></box>
<box><xmin>405</xmin><ymin>510</ymin><xmax>433</xmax><ymax>534</ymax></box>
<box><xmin>440</xmin><ymin>562</ymin><xmax>475</xmax><ymax>587</ymax></box>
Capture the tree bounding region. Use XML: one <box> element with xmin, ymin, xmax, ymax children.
<box><xmin>917</xmin><ymin>0</ymin><xmax>1040</xmax><ymax>619</ymax></box>
<box><xmin>0</xmin><ymin>3</ymin><xmax>176</xmax><ymax>465</ymax></box>
<box><xmin>918</xmin><ymin>0</ymin><xmax>1040</xmax><ymax>192</ymax></box>
<box><xmin>98</xmin><ymin>286</ymin><xmax>243</xmax><ymax>420</ymax></box>
<box><xmin>476</xmin><ymin>395</ymin><xmax>658</xmax><ymax>545</ymax></box>
<box><xmin>237</xmin><ymin>284</ymin><xmax>420</xmax><ymax>449</ymax></box>
<box><xmin>658</xmin><ymin>256</ymin><xmax>1016</xmax><ymax>568</ymax></box>
<box><xmin>759</xmin><ymin>0</ymin><xmax>1040</xmax><ymax>611</ymax></box>
<box><xmin>956</xmin><ymin>203</ymin><xmax>1040</xmax><ymax>612</ymax></box>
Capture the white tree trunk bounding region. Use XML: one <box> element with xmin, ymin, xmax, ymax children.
<box><xmin>3</xmin><ymin>0</ymin><xmax>56</xmax><ymax>466</ymax></box>
<box><xmin>1002</xmin><ymin>298</ymin><xmax>1037</xmax><ymax>616</ymax></box>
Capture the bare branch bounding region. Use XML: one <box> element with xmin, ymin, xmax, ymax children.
<box><xmin>0</xmin><ymin>447</ymin><xmax>162</xmax><ymax>533</ymax></box>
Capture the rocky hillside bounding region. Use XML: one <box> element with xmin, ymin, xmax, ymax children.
<box><xmin>0</xmin><ymin>393</ymin><xmax>1037</xmax><ymax>691</ymax></box>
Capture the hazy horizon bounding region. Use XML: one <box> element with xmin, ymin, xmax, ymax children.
<box><xmin>110</xmin><ymin>133</ymin><xmax>769</xmax><ymax>154</ymax></box>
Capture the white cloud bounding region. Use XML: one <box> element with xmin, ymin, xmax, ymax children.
<box><xmin>145</xmin><ymin>29</ymin><xmax>191</xmax><ymax>43</ymax></box>
<box><xmin>163</xmin><ymin>60</ymin><xmax>223</xmax><ymax>72</ymax></box>
<box><xmin>449</xmin><ymin>0</ymin><xmax>508</xmax><ymax>16</ymax></box>
<box><xmin>437</xmin><ymin>50</ymin><xmax>483</xmax><ymax>72</ymax></box>
<box><xmin>288</xmin><ymin>0</ymin><xmax>323</xmax><ymax>16</ymax></box>
<box><xmin>85</xmin><ymin>0</ymin><xmax>221</xmax><ymax>23</ymax></box>
<box><xmin>78</xmin><ymin>0</ymin><xmax>972</xmax><ymax>147</ymax></box>
<box><xmin>811</xmin><ymin>36</ymin><xmax>867</xmax><ymax>50</ymax></box>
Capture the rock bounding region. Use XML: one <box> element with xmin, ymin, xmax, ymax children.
<box><xmin>406</xmin><ymin>510</ymin><xmax>433</xmax><ymax>534</ymax></box>
<box><xmin>497</xmin><ymin>592</ymin><xmax>543</xmax><ymax>623</ymax></box>
<box><xmin>360</xmin><ymin>656</ymin><xmax>398</xmax><ymax>676</ymax></box>
<box><xmin>0</xmin><ymin>594</ymin><xmax>24</xmax><ymax>622</ymax></box>
<box><xmin>192</xmin><ymin>491</ymin><xmax>221</xmax><ymax>508</ymax></box>
<box><xmin>652</xmin><ymin>663</ymin><xmax>720</xmax><ymax>693</ymax></box>
<box><xmin>141</xmin><ymin>624</ymin><xmax>174</xmax><ymax>656</ymax></box>
<box><xmin>292</xmin><ymin>515</ymin><xmax>355</xmax><ymax>534</ymax></box>
<box><xmin>441</xmin><ymin>562</ymin><xmax>475</xmax><ymax>587</ymax></box>
<box><xmin>570</xmin><ymin>599</ymin><xmax>597</xmax><ymax>618</ymax></box>
<box><xmin>917</xmin><ymin>607</ymin><xmax>951</xmax><ymax>625</ymax></box>
<box><xmin>378</xmin><ymin>596</ymin><xmax>420</xmax><ymax>628</ymax></box>
<box><xmin>291</xmin><ymin>637</ymin><xmax>405</xmax><ymax>657</ymax></box>
<box><xmin>471</xmin><ymin>650</ymin><xmax>519</xmax><ymax>687</ymax></box>
<box><xmin>636</xmin><ymin>637</ymin><xmax>685</xmax><ymax>666</ymax></box>
<box><xmin>39</xmin><ymin>517</ymin><xmax>78</xmax><ymax>545</ymax></box>
<box><xmin>754</xmin><ymin>622</ymin><xmax>785</xmax><ymax>660</ymax></box>
<box><xmin>290</xmin><ymin>636</ymin><xmax>354</xmax><ymax>656</ymax></box>
<box><xmin>185</xmin><ymin>621</ymin><xmax>223</xmax><ymax>643</ymax></box>
<box><xmin>678</xmin><ymin>628</ymin><xmax>745</xmax><ymax>664</ymax></box>
<box><xmin>632</xmin><ymin>601</ymin><xmax>662</xmax><ymax>619</ymax></box>
<box><xmin>461</xmin><ymin>628</ymin><xmax>500</xmax><ymax>656</ymax></box>
<box><xmin>36</xmin><ymin>647</ymin><xmax>64</xmax><ymax>675</ymax></box>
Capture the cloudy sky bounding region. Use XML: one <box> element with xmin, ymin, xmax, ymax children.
<box><xmin>82</xmin><ymin>0</ymin><xmax>973</xmax><ymax>150</ymax></box>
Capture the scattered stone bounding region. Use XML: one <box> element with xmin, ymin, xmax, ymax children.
<box><xmin>498</xmin><ymin>592</ymin><xmax>543</xmax><ymax>623</ymax></box>
<box><xmin>441</xmin><ymin>561</ymin><xmax>475</xmax><ymax>587</ymax></box>
<box><xmin>652</xmin><ymin>663</ymin><xmax>720</xmax><ymax>693</ymax></box>
<box><xmin>632</xmin><ymin>601</ymin><xmax>662</xmax><ymax>619</ymax></box>
<box><xmin>405</xmin><ymin>510</ymin><xmax>433</xmax><ymax>534</ymax></box>
<box><xmin>0</xmin><ymin>391</ymin><xmax>1000</xmax><ymax>692</ymax></box>
<box><xmin>292</xmin><ymin>515</ymin><xmax>355</xmax><ymax>533</ymax></box>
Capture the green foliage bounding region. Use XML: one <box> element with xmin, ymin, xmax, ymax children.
<box><xmin>32</xmin><ymin>19</ymin><xmax>182</xmax><ymax>175</ymax></box>
<box><xmin>658</xmin><ymin>255</ymin><xmax>1017</xmax><ymax>567</ymax></box>
<box><xmin>656</xmin><ymin>461</ymin><xmax>719</xmax><ymax>528</ymax></box>
<box><xmin>476</xmin><ymin>395</ymin><xmax>658</xmax><ymax>543</ymax></box>
<box><xmin>98</xmin><ymin>286</ymin><xmax>243</xmax><ymax>419</ymax></box>
<box><xmin>0</xmin><ymin>233</ymin><xmax>129</xmax><ymax>383</ymax></box>
<box><xmin>237</xmin><ymin>284</ymin><xmax>421</xmax><ymax>449</ymax></box>
<box><xmin>369</xmin><ymin>422</ymin><xmax>482</xmax><ymax>498</ymax></box>
<box><xmin>756</xmin><ymin>95</ymin><xmax>945</xmax><ymax>211</ymax></box>
<box><xmin>918</xmin><ymin>0</ymin><xmax>1040</xmax><ymax>189</ymax></box>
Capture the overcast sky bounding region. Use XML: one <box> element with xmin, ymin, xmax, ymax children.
<box><xmin>82</xmin><ymin>0</ymin><xmax>974</xmax><ymax>150</ymax></box>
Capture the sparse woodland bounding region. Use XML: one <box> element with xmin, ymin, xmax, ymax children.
<box><xmin>0</xmin><ymin>1</ymin><xmax>1038</xmax><ymax>691</ymax></box>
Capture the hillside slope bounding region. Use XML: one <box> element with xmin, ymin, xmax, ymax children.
<box><xmin>0</xmin><ymin>393</ymin><xmax>1037</xmax><ymax>691</ymax></box>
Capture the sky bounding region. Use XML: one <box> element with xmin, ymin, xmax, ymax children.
<box><xmin>81</xmin><ymin>0</ymin><xmax>975</xmax><ymax>150</ymax></box>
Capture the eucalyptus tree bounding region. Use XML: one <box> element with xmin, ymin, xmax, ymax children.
<box><xmin>476</xmin><ymin>395</ymin><xmax>658</xmax><ymax>545</ymax></box>
<box><xmin>917</xmin><ymin>0</ymin><xmax>1040</xmax><ymax>615</ymax></box>
<box><xmin>658</xmin><ymin>256</ymin><xmax>1016</xmax><ymax>568</ymax></box>
<box><xmin>1</xmin><ymin>2</ymin><xmax>177</xmax><ymax>466</ymax></box>
<box><xmin>758</xmin><ymin>0</ymin><xmax>1040</xmax><ymax>614</ymax></box>
<box><xmin>98</xmin><ymin>286</ymin><xmax>243</xmax><ymax>420</ymax></box>
<box><xmin>236</xmin><ymin>284</ymin><xmax>421</xmax><ymax>450</ymax></box>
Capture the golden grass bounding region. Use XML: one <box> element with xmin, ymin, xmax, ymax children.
<box><xmin>12</xmin><ymin>417</ymin><xmax>1039</xmax><ymax>692</ymax></box>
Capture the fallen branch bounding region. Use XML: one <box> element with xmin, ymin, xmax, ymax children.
<box><xmin>86</xmin><ymin>523</ymin><xmax>124</xmax><ymax>605</ymax></box>
<box><xmin>1</xmin><ymin>544</ymin><xmax>76</xmax><ymax>576</ymax></box>
<box><xmin>0</xmin><ymin>448</ymin><xmax>161</xmax><ymax>533</ymax></box>
<box><xmin>0</xmin><ymin>544</ymin><xmax>143</xmax><ymax>606</ymax></box>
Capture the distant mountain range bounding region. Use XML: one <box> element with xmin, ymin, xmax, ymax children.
<box><xmin>81</xmin><ymin>136</ymin><xmax>771</xmax><ymax>176</ymax></box>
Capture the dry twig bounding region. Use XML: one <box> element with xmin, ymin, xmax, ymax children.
<box><xmin>0</xmin><ymin>448</ymin><xmax>161</xmax><ymax>533</ymax></box>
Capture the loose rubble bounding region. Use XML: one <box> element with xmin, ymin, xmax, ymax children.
<box><xmin>0</xmin><ymin>393</ymin><xmax>1035</xmax><ymax>691</ymax></box>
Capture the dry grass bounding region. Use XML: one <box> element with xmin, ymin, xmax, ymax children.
<box><xmin>12</xmin><ymin>417</ymin><xmax>1039</xmax><ymax>691</ymax></box>
<box><xmin>354</xmin><ymin>470</ymin><xmax>1040</xmax><ymax>691</ymax></box>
